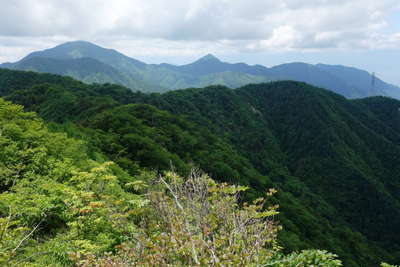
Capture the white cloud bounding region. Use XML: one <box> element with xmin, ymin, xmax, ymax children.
<box><xmin>0</xmin><ymin>0</ymin><xmax>400</xmax><ymax>62</ymax></box>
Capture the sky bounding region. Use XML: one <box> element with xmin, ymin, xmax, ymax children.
<box><xmin>0</xmin><ymin>0</ymin><xmax>399</xmax><ymax>85</ymax></box>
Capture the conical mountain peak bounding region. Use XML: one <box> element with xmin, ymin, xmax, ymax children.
<box><xmin>54</xmin><ymin>40</ymin><xmax>103</xmax><ymax>50</ymax></box>
<box><xmin>195</xmin><ymin>54</ymin><xmax>221</xmax><ymax>63</ymax></box>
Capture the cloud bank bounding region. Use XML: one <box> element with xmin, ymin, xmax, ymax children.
<box><xmin>0</xmin><ymin>0</ymin><xmax>399</xmax><ymax>62</ymax></box>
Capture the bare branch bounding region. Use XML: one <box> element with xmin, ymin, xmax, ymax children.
<box><xmin>12</xmin><ymin>218</ymin><xmax>43</xmax><ymax>254</ymax></box>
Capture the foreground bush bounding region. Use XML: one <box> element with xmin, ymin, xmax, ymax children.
<box><xmin>77</xmin><ymin>171</ymin><xmax>342</xmax><ymax>266</ymax></box>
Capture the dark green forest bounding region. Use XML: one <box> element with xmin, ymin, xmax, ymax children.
<box><xmin>0</xmin><ymin>68</ymin><xmax>399</xmax><ymax>266</ymax></box>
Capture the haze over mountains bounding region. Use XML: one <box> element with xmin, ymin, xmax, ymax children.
<box><xmin>1</xmin><ymin>41</ymin><xmax>399</xmax><ymax>99</ymax></box>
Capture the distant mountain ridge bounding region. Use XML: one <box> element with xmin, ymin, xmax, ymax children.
<box><xmin>3</xmin><ymin>56</ymin><xmax>151</xmax><ymax>89</ymax></box>
<box><xmin>1</xmin><ymin>40</ymin><xmax>399</xmax><ymax>98</ymax></box>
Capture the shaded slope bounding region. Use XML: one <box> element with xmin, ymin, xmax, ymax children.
<box><xmin>268</xmin><ymin>63</ymin><xmax>363</xmax><ymax>98</ymax></box>
<box><xmin>316</xmin><ymin>64</ymin><xmax>400</xmax><ymax>98</ymax></box>
<box><xmin>237</xmin><ymin>83</ymin><xmax>400</xmax><ymax>246</ymax></box>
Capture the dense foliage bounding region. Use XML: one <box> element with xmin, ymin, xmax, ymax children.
<box><xmin>0</xmin><ymin>68</ymin><xmax>399</xmax><ymax>266</ymax></box>
<box><xmin>0</xmin><ymin>98</ymin><xmax>147</xmax><ymax>265</ymax></box>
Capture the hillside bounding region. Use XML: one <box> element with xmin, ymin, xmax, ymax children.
<box><xmin>0</xmin><ymin>94</ymin><xmax>348</xmax><ymax>266</ymax></box>
<box><xmin>136</xmin><ymin>82</ymin><xmax>400</xmax><ymax>265</ymax></box>
<box><xmin>2</xmin><ymin>41</ymin><xmax>400</xmax><ymax>99</ymax></box>
<box><xmin>0</xmin><ymin>69</ymin><xmax>400</xmax><ymax>266</ymax></box>
<box><xmin>1</xmin><ymin>56</ymin><xmax>157</xmax><ymax>91</ymax></box>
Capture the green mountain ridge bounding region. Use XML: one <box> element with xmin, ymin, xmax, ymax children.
<box><xmin>1</xmin><ymin>68</ymin><xmax>400</xmax><ymax>266</ymax></box>
<box><xmin>2</xmin><ymin>41</ymin><xmax>399</xmax><ymax>99</ymax></box>
<box><xmin>2</xmin><ymin>56</ymin><xmax>158</xmax><ymax>91</ymax></box>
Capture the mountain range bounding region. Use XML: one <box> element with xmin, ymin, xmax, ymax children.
<box><xmin>1</xmin><ymin>41</ymin><xmax>399</xmax><ymax>99</ymax></box>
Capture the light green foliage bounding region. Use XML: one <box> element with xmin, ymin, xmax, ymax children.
<box><xmin>140</xmin><ymin>171</ymin><xmax>279</xmax><ymax>266</ymax></box>
<box><xmin>77</xmin><ymin>171</ymin><xmax>343</xmax><ymax>267</ymax></box>
<box><xmin>0</xmin><ymin>98</ymin><xmax>146</xmax><ymax>266</ymax></box>
<box><xmin>78</xmin><ymin>171</ymin><xmax>267</xmax><ymax>266</ymax></box>
<box><xmin>266</xmin><ymin>250</ymin><xmax>342</xmax><ymax>266</ymax></box>
<box><xmin>0</xmin><ymin>213</ymin><xmax>32</xmax><ymax>265</ymax></box>
<box><xmin>381</xmin><ymin>263</ymin><xmax>400</xmax><ymax>267</ymax></box>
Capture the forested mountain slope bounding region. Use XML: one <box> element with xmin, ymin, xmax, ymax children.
<box><xmin>0</xmin><ymin>96</ymin><xmax>348</xmax><ymax>266</ymax></box>
<box><xmin>135</xmin><ymin>82</ymin><xmax>400</xmax><ymax>265</ymax></box>
<box><xmin>0</xmin><ymin>68</ymin><xmax>399</xmax><ymax>266</ymax></box>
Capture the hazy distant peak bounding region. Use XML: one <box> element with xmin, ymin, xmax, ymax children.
<box><xmin>195</xmin><ymin>54</ymin><xmax>221</xmax><ymax>63</ymax></box>
<box><xmin>41</xmin><ymin>41</ymin><xmax>105</xmax><ymax>55</ymax></box>
<box><xmin>56</xmin><ymin>40</ymin><xmax>99</xmax><ymax>47</ymax></box>
<box><xmin>22</xmin><ymin>40</ymin><xmax>104</xmax><ymax>61</ymax></box>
